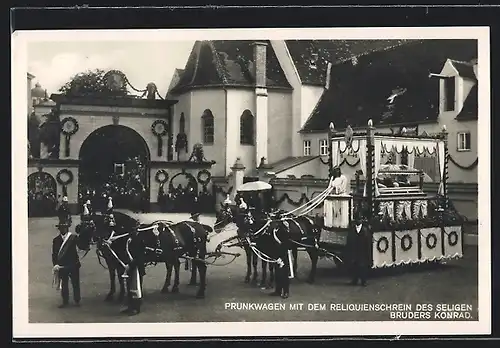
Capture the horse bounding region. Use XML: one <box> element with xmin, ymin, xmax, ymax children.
<box><xmin>216</xmin><ymin>206</ymin><xmax>322</xmax><ymax>285</ymax></box>
<box><xmin>215</xmin><ymin>204</ymin><xmax>275</xmax><ymax>288</ymax></box>
<box><xmin>76</xmin><ymin>211</ymin><xmax>201</xmax><ymax>302</ymax></box>
<box><xmin>132</xmin><ymin>218</ymin><xmax>216</xmax><ymax>298</ymax></box>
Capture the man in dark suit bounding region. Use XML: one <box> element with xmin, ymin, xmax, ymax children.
<box><xmin>121</xmin><ymin>228</ymin><xmax>146</xmax><ymax>316</ymax></box>
<box><xmin>52</xmin><ymin>219</ymin><xmax>82</xmax><ymax>308</ymax></box>
<box><xmin>347</xmin><ymin>214</ymin><xmax>372</xmax><ymax>286</ymax></box>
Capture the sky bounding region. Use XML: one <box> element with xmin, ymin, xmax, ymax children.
<box><xmin>27</xmin><ymin>40</ymin><xmax>194</xmax><ymax>97</ymax></box>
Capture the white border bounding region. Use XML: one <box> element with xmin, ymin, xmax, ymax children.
<box><xmin>12</xmin><ymin>27</ymin><xmax>491</xmax><ymax>338</ymax></box>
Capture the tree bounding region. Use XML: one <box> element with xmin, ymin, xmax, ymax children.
<box><xmin>58</xmin><ymin>69</ymin><xmax>129</xmax><ymax>97</ymax></box>
<box><xmin>27</xmin><ymin>112</ymin><xmax>41</xmax><ymax>158</ymax></box>
<box><xmin>38</xmin><ymin>109</ymin><xmax>61</xmax><ymax>159</ymax></box>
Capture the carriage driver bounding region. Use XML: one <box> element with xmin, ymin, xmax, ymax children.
<box><xmin>121</xmin><ymin>224</ymin><xmax>146</xmax><ymax>316</ymax></box>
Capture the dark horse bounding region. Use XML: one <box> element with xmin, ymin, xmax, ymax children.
<box><xmin>133</xmin><ymin>218</ymin><xmax>214</xmax><ymax>298</ymax></box>
<box><xmin>76</xmin><ymin>212</ymin><xmax>204</xmax><ymax>302</ymax></box>
<box><xmin>215</xmin><ymin>205</ymin><xmax>322</xmax><ymax>285</ymax></box>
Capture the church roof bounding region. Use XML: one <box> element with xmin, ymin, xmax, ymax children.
<box><xmin>301</xmin><ymin>39</ymin><xmax>478</xmax><ymax>133</ymax></box>
<box><xmin>456</xmin><ymin>84</ymin><xmax>478</xmax><ymax>121</ymax></box>
<box><xmin>449</xmin><ymin>59</ymin><xmax>477</xmax><ymax>80</ymax></box>
<box><xmin>284</xmin><ymin>39</ymin><xmax>414</xmax><ymax>86</ymax></box>
<box><xmin>169</xmin><ymin>40</ymin><xmax>292</xmax><ymax>94</ymax></box>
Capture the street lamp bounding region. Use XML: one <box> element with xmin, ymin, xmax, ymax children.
<box><xmin>328</xmin><ymin>122</ymin><xmax>335</xmax><ymax>178</ymax></box>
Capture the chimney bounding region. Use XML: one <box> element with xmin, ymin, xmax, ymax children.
<box><xmin>325</xmin><ymin>62</ymin><xmax>332</xmax><ymax>90</ymax></box>
<box><xmin>252</xmin><ymin>42</ymin><xmax>268</xmax><ymax>87</ymax></box>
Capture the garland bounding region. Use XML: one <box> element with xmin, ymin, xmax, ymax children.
<box><xmin>154</xmin><ymin>170</ymin><xmax>169</xmax><ymax>184</ymax></box>
<box><xmin>56</xmin><ymin>169</ymin><xmax>74</xmax><ymax>186</ymax></box>
<box><xmin>448</xmin><ymin>231</ymin><xmax>459</xmax><ymax>246</ymax></box>
<box><xmin>425</xmin><ymin>233</ymin><xmax>438</xmax><ymax>249</ymax></box>
<box><xmin>151</xmin><ymin>120</ymin><xmax>168</xmax><ymax>137</ymax></box>
<box><xmin>376</xmin><ymin>237</ymin><xmax>389</xmax><ymax>253</ymax></box>
<box><xmin>448</xmin><ymin>156</ymin><xmax>478</xmax><ymax>170</ymax></box>
<box><xmin>56</xmin><ymin>169</ymin><xmax>73</xmax><ymax>197</ymax></box>
<box><xmin>319</xmin><ymin>156</ymin><xmax>360</xmax><ymax>168</ymax></box>
<box><xmin>401</xmin><ymin>234</ymin><xmax>413</xmax><ymax>251</ymax></box>
<box><xmin>60</xmin><ymin>117</ymin><xmax>79</xmax><ymax>136</ymax></box>
<box><xmin>319</xmin><ymin>150</ymin><xmax>476</xmax><ymax>171</ymax></box>
<box><xmin>197</xmin><ymin>169</ymin><xmax>211</xmax><ymax>186</ymax></box>
<box><xmin>60</xmin><ymin>117</ymin><xmax>79</xmax><ymax>157</ymax></box>
<box><xmin>273</xmin><ymin>192</ymin><xmax>325</xmax><ymax>209</ymax></box>
<box><xmin>152</xmin><ymin>120</ymin><xmax>168</xmax><ymax>157</ymax></box>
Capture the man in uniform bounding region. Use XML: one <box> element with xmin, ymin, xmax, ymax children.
<box><xmin>52</xmin><ymin>217</ymin><xmax>82</xmax><ymax>308</ymax></box>
<box><xmin>57</xmin><ymin>196</ymin><xmax>72</xmax><ymax>226</ymax></box>
<box><xmin>121</xmin><ymin>226</ymin><xmax>146</xmax><ymax>316</ymax></box>
<box><xmin>346</xmin><ymin>212</ymin><xmax>371</xmax><ymax>286</ymax></box>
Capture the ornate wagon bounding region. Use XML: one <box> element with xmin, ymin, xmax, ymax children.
<box><xmin>320</xmin><ymin>120</ymin><xmax>465</xmax><ymax>268</ymax></box>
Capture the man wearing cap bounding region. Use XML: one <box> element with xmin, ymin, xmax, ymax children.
<box><xmin>57</xmin><ymin>196</ymin><xmax>72</xmax><ymax>226</ymax></box>
<box><xmin>52</xmin><ymin>218</ymin><xmax>82</xmax><ymax>308</ymax></box>
<box><xmin>346</xmin><ymin>212</ymin><xmax>371</xmax><ymax>286</ymax></box>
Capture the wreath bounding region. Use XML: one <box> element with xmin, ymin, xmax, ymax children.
<box><xmin>448</xmin><ymin>231</ymin><xmax>459</xmax><ymax>247</ymax></box>
<box><xmin>197</xmin><ymin>169</ymin><xmax>211</xmax><ymax>186</ymax></box>
<box><xmin>401</xmin><ymin>234</ymin><xmax>413</xmax><ymax>251</ymax></box>
<box><xmin>376</xmin><ymin>236</ymin><xmax>389</xmax><ymax>253</ymax></box>
<box><xmin>426</xmin><ymin>233</ymin><xmax>438</xmax><ymax>249</ymax></box>
<box><xmin>56</xmin><ymin>169</ymin><xmax>74</xmax><ymax>186</ymax></box>
<box><xmin>151</xmin><ymin>120</ymin><xmax>168</xmax><ymax>137</ymax></box>
<box><xmin>60</xmin><ymin>117</ymin><xmax>79</xmax><ymax>136</ymax></box>
<box><xmin>154</xmin><ymin>169</ymin><xmax>169</xmax><ymax>184</ymax></box>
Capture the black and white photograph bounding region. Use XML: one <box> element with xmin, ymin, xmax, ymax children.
<box><xmin>12</xmin><ymin>27</ymin><xmax>490</xmax><ymax>338</ymax></box>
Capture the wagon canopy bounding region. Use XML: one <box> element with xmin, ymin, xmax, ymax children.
<box><xmin>331</xmin><ymin>134</ymin><xmax>446</xmax><ymax>197</ymax></box>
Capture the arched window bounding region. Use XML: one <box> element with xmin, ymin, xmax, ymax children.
<box><xmin>240</xmin><ymin>110</ymin><xmax>255</xmax><ymax>145</ymax></box>
<box><xmin>201</xmin><ymin>109</ymin><xmax>214</xmax><ymax>145</ymax></box>
<box><xmin>179</xmin><ymin>112</ymin><xmax>186</xmax><ymax>134</ymax></box>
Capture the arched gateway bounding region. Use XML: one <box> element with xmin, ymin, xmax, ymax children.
<box><xmin>27</xmin><ymin>70</ymin><xmax>216</xmax><ymax>215</ymax></box>
<box><xmin>78</xmin><ymin>125</ymin><xmax>151</xmax><ymax>211</ymax></box>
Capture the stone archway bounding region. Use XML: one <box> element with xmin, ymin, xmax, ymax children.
<box><xmin>78</xmin><ymin>125</ymin><xmax>151</xmax><ymax>212</ymax></box>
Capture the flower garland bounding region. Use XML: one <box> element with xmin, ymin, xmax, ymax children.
<box><xmin>154</xmin><ymin>170</ymin><xmax>169</xmax><ymax>184</ymax></box>
<box><xmin>151</xmin><ymin>120</ymin><xmax>168</xmax><ymax>137</ymax></box>
<box><xmin>448</xmin><ymin>230</ymin><xmax>459</xmax><ymax>246</ymax></box>
<box><xmin>376</xmin><ymin>236</ymin><xmax>389</xmax><ymax>253</ymax></box>
<box><xmin>448</xmin><ymin>156</ymin><xmax>478</xmax><ymax>170</ymax></box>
<box><xmin>56</xmin><ymin>169</ymin><xmax>74</xmax><ymax>186</ymax></box>
<box><xmin>401</xmin><ymin>234</ymin><xmax>413</xmax><ymax>251</ymax></box>
<box><xmin>319</xmin><ymin>156</ymin><xmax>360</xmax><ymax>168</ymax></box>
<box><xmin>197</xmin><ymin>169</ymin><xmax>211</xmax><ymax>186</ymax></box>
<box><xmin>273</xmin><ymin>192</ymin><xmax>325</xmax><ymax>209</ymax></box>
<box><xmin>426</xmin><ymin>233</ymin><xmax>438</xmax><ymax>249</ymax></box>
<box><xmin>60</xmin><ymin>117</ymin><xmax>79</xmax><ymax>157</ymax></box>
<box><xmin>151</xmin><ymin>120</ymin><xmax>168</xmax><ymax>157</ymax></box>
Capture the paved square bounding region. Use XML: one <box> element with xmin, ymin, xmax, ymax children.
<box><xmin>28</xmin><ymin>214</ymin><xmax>478</xmax><ymax>323</ymax></box>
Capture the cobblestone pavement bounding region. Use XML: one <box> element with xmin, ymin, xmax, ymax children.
<box><xmin>28</xmin><ymin>213</ymin><xmax>478</xmax><ymax>323</ymax></box>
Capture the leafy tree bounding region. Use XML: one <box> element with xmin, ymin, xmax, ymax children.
<box><xmin>27</xmin><ymin>112</ymin><xmax>41</xmax><ymax>158</ymax></box>
<box><xmin>58</xmin><ymin>68</ymin><xmax>129</xmax><ymax>97</ymax></box>
<box><xmin>38</xmin><ymin>109</ymin><xmax>61</xmax><ymax>159</ymax></box>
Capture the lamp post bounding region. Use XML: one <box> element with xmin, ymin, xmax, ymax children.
<box><xmin>328</xmin><ymin>122</ymin><xmax>335</xmax><ymax>179</ymax></box>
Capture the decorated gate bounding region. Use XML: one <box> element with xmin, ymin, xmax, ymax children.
<box><xmin>156</xmin><ymin>168</ymin><xmax>215</xmax><ymax>214</ymax></box>
<box><xmin>28</xmin><ymin>171</ymin><xmax>58</xmax><ymax>217</ymax></box>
